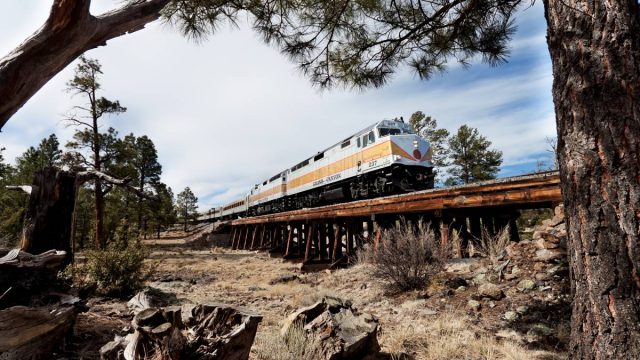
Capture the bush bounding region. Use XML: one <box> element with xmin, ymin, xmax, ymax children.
<box><xmin>85</xmin><ymin>240</ymin><xmax>149</xmax><ymax>297</ymax></box>
<box><xmin>367</xmin><ymin>218</ymin><xmax>448</xmax><ymax>292</ymax></box>
<box><xmin>474</xmin><ymin>225</ymin><xmax>511</xmax><ymax>265</ymax></box>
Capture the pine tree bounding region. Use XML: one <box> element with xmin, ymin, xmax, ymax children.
<box><xmin>13</xmin><ymin>134</ymin><xmax>62</xmax><ymax>183</ymax></box>
<box><xmin>408</xmin><ymin>111</ymin><xmax>450</xmax><ymax>178</ymax></box>
<box><xmin>64</xmin><ymin>56</ymin><xmax>126</xmax><ymax>249</ymax></box>
<box><xmin>176</xmin><ymin>187</ymin><xmax>198</xmax><ymax>232</ymax></box>
<box><xmin>446</xmin><ymin>125</ymin><xmax>502</xmax><ymax>185</ymax></box>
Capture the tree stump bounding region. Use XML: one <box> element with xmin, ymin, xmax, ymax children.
<box><xmin>20</xmin><ymin>167</ymin><xmax>76</xmax><ymax>261</ymax></box>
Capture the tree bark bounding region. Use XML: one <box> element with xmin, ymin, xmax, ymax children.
<box><xmin>0</xmin><ymin>0</ymin><xmax>170</xmax><ymax>131</ymax></box>
<box><xmin>20</xmin><ymin>168</ymin><xmax>76</xmax><ymax>260</ymax></box>
<box><xmin>544</xmin><ymin>1</ymin><xmax>640</xmax><ymax>358</ymax></box>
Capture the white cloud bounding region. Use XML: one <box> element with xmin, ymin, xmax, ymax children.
<box><xmin>0</xmin><ymin>1</ymin><xmax>555</xmax><ymax>210</ymax></box>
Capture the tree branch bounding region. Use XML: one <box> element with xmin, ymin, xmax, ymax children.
<box><xmin>5</xmin><ymin>185</ymin><xmax>35</xmax><ymax>195</ymax></box>
<box><xmin>0</xmin><ymin>0</ymin><xmax>171</xmax><ymax>131</ymax></box>
<box><xmin>76</xmin><ymin>170</ymin><xmax>155</xmax><ymax>200</ymax></box>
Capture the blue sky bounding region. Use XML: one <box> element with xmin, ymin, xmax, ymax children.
<box><xmin>0</xmin><ymin>1</ymin><xmax>556</xmax><ymax>210</ymax></box>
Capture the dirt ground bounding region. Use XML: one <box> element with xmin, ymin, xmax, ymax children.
<box><xmin>64</xmin><ymin>228</ymin><xmax>569</xmax><ymax>360</ymax></box>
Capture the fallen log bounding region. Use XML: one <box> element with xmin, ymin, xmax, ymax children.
<box><xmin>0</xmin><ymin>305</ymin><xmax>77</xmax><ymax>360</ymax></box>
<box><xmin>0</xmin><ymin>249</ymin><xmax>67</xmax><ymax>307</ymax></box>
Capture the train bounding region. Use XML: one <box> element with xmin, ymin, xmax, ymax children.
<box><xmin>199</xmin><ymin>118</ymin><xmax>434</xmax><ymax>221</ymax></box>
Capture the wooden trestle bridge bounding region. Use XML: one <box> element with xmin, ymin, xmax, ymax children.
<box><xmin>218</xmin><ymin>171</ymin><xmax>562</xmax><ymax>267</ymax></box>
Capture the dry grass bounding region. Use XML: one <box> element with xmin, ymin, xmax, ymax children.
<box><xmin>253</xmin><ymin>322</ymin><xmax>315</xmax><ymax>360</ymax></box>
<box><xmin>381</xmin><ymin>312</ymin><xmax>555</xmax><ymax>360</ymax></box>
<box><xmin>474</xmin><ymin>226</ymin><xmax>511</xmax><ymax>265</ymax></box>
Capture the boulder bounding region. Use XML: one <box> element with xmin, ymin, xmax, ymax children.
<box><xmin>127</xmin><ymin>288</ymin><xmax>178</xmax><ymax>315</ymax></box>
<box><xmin>535</xmin><ymin>248</ymin><xmax>566</xmax><ymax>262</ymax></box>
<box><xmin>444</xmin><ymin>277</ymin><xmax>468</xmax><ymax>289</ymax></box>
<box><xmin>445</xmin><ymin>258</ymin><xmax>479</xmax><ymax>274</ymax></box>
<box><xmin>503</xmin><ymin>311</ymin><xmax>518</xmax><ymax>322</ymax></box>
<box><xmin>467</xmin><ymin>300</ymin><xmax>481</xmax><ymax>312</ymax></box>
<box><xmin>516</xmin><ymin>279</ymin><xmax>536</xmax><ymax>292</ymax></box>
<box><xmin>282</xmin><ymin>297</ymin><xmax>380</xmax><ymax>360</ymax></box>
<box><xmin>526</xmin><ymin>323</ymin><xmax>555</xmax><ymax>344</ymax></box>
<box><xmin>476</xmin><ymin>283</ymin><xmax>504</xmax><ymax>300</ymax></box>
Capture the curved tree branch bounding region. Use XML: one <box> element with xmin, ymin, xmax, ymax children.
<box><xmin>0</xmin><ymin>0</ymin><xmax>171</xmax><ymax>131</ymax></box>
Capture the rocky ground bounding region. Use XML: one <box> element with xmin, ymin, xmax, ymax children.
<box><xmin>63</xmin><ymin>207</ymin><xmax>570</xmax><ymax>360</ymax></box>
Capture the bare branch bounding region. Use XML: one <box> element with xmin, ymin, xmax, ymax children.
<box><xmin>5</xmin><ymin>185</ymin><xmax>34</xmax><ymax>195</ymax></box>
<box><xmin>76</xmin><ymin>170</ymin><xmax>155</xmax><ymax>200</ymax></box>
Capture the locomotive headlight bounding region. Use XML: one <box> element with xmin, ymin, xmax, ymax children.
<box><xmin>413</xmin><ymin>140</ymin><xmax>418</xmax><ymax>148</ymax></box>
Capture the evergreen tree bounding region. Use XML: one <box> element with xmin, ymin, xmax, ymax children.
<box><xmin>446</xmin><ymin>125</ymin><xmax>503</xmax><ymax>185</ymax></box>
<box><xmin>176</xmin><ymin>187</ymin><xmax>198</xmax><ymax>232</ymax></box>
<box><xmin>64</xmin><ymin>56</ymin><xmax>126</xmax><ymax>249</ymax></box>
<box><xmin>408</xmin><ymin>111</ymin><xmax>450</xmax><ymax>178</ymax></box>
<box><xmin>149</xmin><ymin>183</ymin><xmax>176</xmax><ymax>239</ymax></box>
<box><xmin>13</xmin><ymin>134</ymin><xmax>62</xmax><ymax>183</ymax></box>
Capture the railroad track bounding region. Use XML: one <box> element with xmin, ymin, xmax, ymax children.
<box><xmin>215</xmin><ymin>171</ymin><xmax>562</xmax><ymax>266</ymax></box>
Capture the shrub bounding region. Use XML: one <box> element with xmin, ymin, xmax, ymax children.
<box><xmin>368</xmin><ymin>218</ymin><xmax>448</xmax><ymax>292</ymax></box>
<box><xmin>474</xmin><ymin>225</ymin><xmax>511</xmax><ymax>265</ymax></box>
<box><xmin>85</xmin><ymin>240</ymin><xmax>149</xmax><ymax>297</ymax></box>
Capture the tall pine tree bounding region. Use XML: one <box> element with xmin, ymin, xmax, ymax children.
<box><xmin>64</xmin><ymin>56</ymin><xmax>126</xmax><ymax>249</ymax></box>
<box><xmin>446</xmin><ymin>125</ymin><xmax>503</xmax><ymax>185</ymax></box>
<box><xmin>176</xmin><ymin>187</ymin><xmax>198</xmax><ymax>232</ymax></box>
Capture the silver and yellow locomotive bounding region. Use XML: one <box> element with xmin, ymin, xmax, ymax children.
<box><xmin>208</xmin><ymin>118</ymin><xmax>434</xmax><ymax>220</ymax></box>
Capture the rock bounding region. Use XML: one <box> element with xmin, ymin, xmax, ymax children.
<box><xmin>269</xmin><ymin>273</ymin><xmax>299</xmax><ymax>285</ymax></box>
<box><xmin>467</xmin><ymin>300</ymin><xmax>481</xmax><ymax>311</ymax></box>
<box><xmin>445</xmin><ymin>258</ymin><xmax>479</xmax><ymax>274</ymax></box>
<box><xmin>504</xmin><ymin>311</ymin><xmax>518</xmax><ymax>322</ymax></box>
<box><xmin>535</xmin><ymin>272</ymin><xmax>551</xmax><ymax>282</ymax></box>
<box><xmin>248</xmin><ymin>286</ymin><xmax>266</xmax><ymax>291</ymax></box>
<box><xmin>516</xmin><ymin>306</ymin><xmax>529</xmax><ymax>314</ymax></box>
<box><xmin>476</xmin><ymin>283</ymin><xmax>504</xmax><ymax>300</ymax></box>
<box><xmin>526</xmin><ymin>323</ymin><xmax>555</xmax><ymax>343</ymax></box>
<box><xmin>554</xmin><ymin>204</ymin><xmax>565</xmax><ymax>218</ymax></box>
<box><xmin>283</xmin><ymin>297</ymin><xmax>381</xmax><ymax>360</ymax></box>
<box><xmin>516</xmin><ymin>279</ymin><xmax>536</xmax><ymax>292</ymax></box>
<box><xmin>281</xmin><ymin>297</ymin><xmax>345</xmax><ymax>337</ymax></box>
<box><xmin>535</xmin><ymin>238</ymin><xmax>559</xmax><ymax>250</ymax></box>
<box><xmin>444</xmin><ymin>277</ymin><xmax>468</xmax><ymax>289</ymax></box>
<box><xmin>535</xmin><ymin>248</ymin><xmax>566</xmax><ymax>262</ymax></box>
<box><xmin>496</xmin><ymin>329</ymin><xmax>523</xmax><ymax>343</ymax></box>
<box><xmin>127</xmin><ymin>288</ymin><xmax>178</xmax><ymax>315</ymax></box>
<box><xmin>455</xmin><ymin>286</ymin><xmax>467</xmax><ymax>293</ymax></box>
<box><xmin>504</xmin><ymin>273</ymin><xmax>518</xmax><ymax>281</ymax></box>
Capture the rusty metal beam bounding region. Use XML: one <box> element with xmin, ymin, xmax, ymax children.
<box><xmin>229</xmin><ymin>172</ymin><xmax>560</xmax><ymax>226</ymax></box>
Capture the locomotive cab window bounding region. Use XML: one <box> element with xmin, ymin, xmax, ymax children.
<box><xmin>341</xmin><ymin>140</ymin><xmax>351</xmax><ymax>148</ymax></box>
<box><xmin>357</xmin><ymin>137</ymin><xmax>361</xmax><ymax>147</ymax></box>
<box><xmin>368</xmin><ymin>131</ymin><xmax>375</xmax><ymax>143</ymax></box>
<box><xmin>379</xmin><ymin>128</ymin><xmax>401</xmax><ymax>137</ymax></box>
<box><xmin>362</xmin><ymin>134</ymin><xmax>368</xmax><ymax>147</ymax></box>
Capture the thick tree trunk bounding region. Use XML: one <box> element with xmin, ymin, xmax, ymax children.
<box><xmin>544</xmin><ymin>1</ymin><xmax>640</xmax><ymax>358</ymax></box>
<box><xmin>19</xmin><ymin>168</ymin><xmax>76</xmax><ymax>260</ymax></box>
<box><xmin>0</xmin><ymin>0</ymin><xmax>170</xmax><ymax>130</ymax></box>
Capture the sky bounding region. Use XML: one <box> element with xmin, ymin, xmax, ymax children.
<box><xmin>0</xmin><ymin>1</ymin><xmax>556</xmax><ymax>211</ymax></box>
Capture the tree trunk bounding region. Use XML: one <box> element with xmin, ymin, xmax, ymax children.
<box><xmin>0</xmin><ymin>0</ymin><xmax>170</xmax><ymax>131</ymax></box>
<box><xmin>544</xmin><ymin>1</ymin><xmax>640</xmax><ymax>358</ymax></box>
<box><xmin>20</xmin><ymin>168</ymin><xmax>76</xmax><ymax>260</ymax></box>
<box><xmin>94</xmin><ymin>178</ymin><xmax>105</xmax><ymax>249</ymax></box>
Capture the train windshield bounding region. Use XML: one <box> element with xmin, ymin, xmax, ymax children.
<box><xmin>378</xmin><ymin>128</ymin><xmax>402</xmax><ymax>137</ymax></box>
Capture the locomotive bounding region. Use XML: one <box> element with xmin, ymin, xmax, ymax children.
<box><xmin>202</xmin><ymin>118</ymin><xmax>434</xmax><ymax>221</ymax></box>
